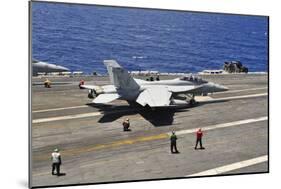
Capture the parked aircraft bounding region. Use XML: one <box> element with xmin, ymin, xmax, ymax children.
<box><xmin>81</xmin><ymin>60</ymin><xmax>228</xmax><ymax>108</ymax></box>
<box><xmin>32</xmin><ymin>59</ymin><xmax>69</xmax><ymax>76</ymax></box>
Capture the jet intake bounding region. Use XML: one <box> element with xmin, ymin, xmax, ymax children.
<box><xmin>171</xmin><ymin>99</ymin><xmax>189</xmax><ymax>106</ymax></box>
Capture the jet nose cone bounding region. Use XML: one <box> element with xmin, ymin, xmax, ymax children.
<box><xmin>56</xmin><ymin>65</ymin><xmax>70</xmax><ymax>72</ymax></box>
<box><xmin>48</xmin><ymin>64</ymin><xmax>70</xmax><ymax>72</ymax></box>
<box><xmin>215</xmin><ymin>84</ymin><xmax>229</xmax><ymax>92</ymax></box>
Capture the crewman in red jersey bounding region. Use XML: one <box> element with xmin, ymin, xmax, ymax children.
<box><xmin>79</xmin><ymin>79</ymin><xmax>85</xmax><ymax>89</ymax></box>
<box><xmin>195</xmin><ymin>128</ymin><xmax>205</xmax><ymax>150</ymax></box>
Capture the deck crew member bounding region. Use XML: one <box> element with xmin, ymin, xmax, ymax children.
<box><xmin>51</xmin><ymin>148</ymin><xmax>62</xmax><ymax>176</ymax></box>
<box><xmin>170</xmin><ymin>131</ymin><xmax>179</xmax><ymax>153</ymax></box>
<box><xmin>44</xmin><ymin>78</ymin><xmax>51</xmax><ymax>88</ymax></box>
<box><xmin>79</xmin><ymin>79</ymin><xmax>85</xmax><ymax>89</ymax></box>
<box><xmin>195</xmin><ymin>128</ymin><xmax>205</xmax><ymax>150</ymax></box>
<box><xmin>122</xmin><ymin>118</ymin><xmax>131</xmax><ymax>131</ymax></box>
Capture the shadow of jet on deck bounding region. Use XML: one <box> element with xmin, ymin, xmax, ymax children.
<box><xmin>86</xmin><ymin>99</ymin><xmax>227</xmax><ymax>127</ymax></box>
<box><xmin>86</xmin><ymin>103</ymin><xmax>140</xmax><ymax>123</ymax></box>
<box><xmin>86</xmin><ymin>102</ymin><xmax>189</xmax><ymax>127</ymax></box>
<box><xmin>137</xmin><ymin>108</ymin><xmax>187</xmax><ymax>127</ymax></box>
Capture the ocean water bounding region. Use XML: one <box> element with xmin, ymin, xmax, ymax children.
<box><xmin>32</xmin><ymin>2</ymin><xmax>268</xmax><ymax>74</ymax></box>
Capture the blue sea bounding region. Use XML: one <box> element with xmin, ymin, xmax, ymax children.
<box><xmin>32</xmin><ymin>2</ymin><xmax>268</xmax><ymax>74</ymax></box>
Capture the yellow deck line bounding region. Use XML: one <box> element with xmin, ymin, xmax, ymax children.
<box><xmin>33</xmin><ymin>116</ymin><xmax>267</xmax><ymax>161</ymax></box>
<box><xmin>33</xmin><ymin>133</ymin><xmax>168</xmax><ymax>161</ymax></box>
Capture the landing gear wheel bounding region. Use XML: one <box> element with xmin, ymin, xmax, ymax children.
<box><xmin>189</xmin><ymin>99</ymin><xmax>196</xmax><ymax>106</ymax></box>
<box><xmin>88</xmin><ymin>93</ymin><xmax>94</xmax><ymax>99</ymax></box>
<box><xmin>88</xmin><ymin>89</ymin><xmax>96</xmax><ymax>99</ymax></box>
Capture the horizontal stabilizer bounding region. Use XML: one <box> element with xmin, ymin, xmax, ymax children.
<box><xmin>136</xmin><ymin>86</ymin><xmax>172</xmax><ymax>107</ymax></box>
<box><xmin>80</xmin><ymin>85</ymin><xmax>100</xmax><ymax>90</ymax></box>
<box><xmin>92</xmin><ymin>94</ymin><xmax>120</xmax><ymax>104</ymax></box>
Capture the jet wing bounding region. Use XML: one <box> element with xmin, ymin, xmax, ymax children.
<box><xmin>136</xmin><ymin>86</ymin><xmax>172</xmax><ymax>107</ymax></box>
<box><xmin>93</xmin><ymin>94</ymin><xmax>120</xmax><ymax>104</ymax></box>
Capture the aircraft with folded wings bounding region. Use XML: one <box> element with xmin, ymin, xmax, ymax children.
<box><xmin>80</xmin><ymin>60</ymin><xmax>228</xmax><ymax>108</ymax></box>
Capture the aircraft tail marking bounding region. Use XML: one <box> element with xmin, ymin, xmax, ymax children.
<box><xmin>104</xmin><ymin>60</ymin><xmax>140</xmax><ymax>91</ymax></box>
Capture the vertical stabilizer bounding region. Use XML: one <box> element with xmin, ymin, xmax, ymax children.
<box><xmin>103</xmin><ymin>60</ymin><xmax>140</xmax><ymax>91</ymax></box>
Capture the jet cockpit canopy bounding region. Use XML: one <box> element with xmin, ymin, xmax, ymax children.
<box><xmin>180</xmin><ymin>75</ymin><xmax>207</xmax><ymax>84</ymax></box>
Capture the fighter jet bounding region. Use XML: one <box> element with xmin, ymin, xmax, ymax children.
<box><xmin>32</xmin><ymin>59</ymin><xmax>70</xmax><ymax>76</ymax></box>
<box><xmin>81</xmin><ymin>60</ymin><xmax>228</xmax><ymax>108</ymax></box>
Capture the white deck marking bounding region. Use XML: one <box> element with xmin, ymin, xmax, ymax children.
<box><xmin>32</xmin><ymin>109</ymin><xmax>136</xmax><ymax>124</ymax></box>
<box><xmin>32</xmin><ymin>93</ymin><xmax>267</xmax><ymax>123</ymax></box>
<box><xmin>32</xmin><ymin>105</ymin><xmax>88</xmax><ymax>113</ymax></box>
<box><xmin>32</xmin><ymin>112</ymin><xmax>101</xmax><ymax>123</ymax></box>
<box><xmin>169</xmin><ymin>116</ymin><xmax>267</xmax><ymax>136</ymax></box>
<box><xmin>32</xmin><ymin>102</ymin><xmax>127</xmax><ymax>113</ymax></box>
<box><xmin>187</xmin><ymin>155</ymin><xmax>268</xmax><ymax>177</ymax></box>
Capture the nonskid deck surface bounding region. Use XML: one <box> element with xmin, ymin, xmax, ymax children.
<box><xmin>31</xmin><ymin>74</ymin><xmax>268</xmax><ymax>187</ymax></box>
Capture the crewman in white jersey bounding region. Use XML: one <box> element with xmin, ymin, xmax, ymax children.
<box><xmin>51</xmin><ymin>148</ymin><xmax>62</xmax><ymax>176</ymax></box>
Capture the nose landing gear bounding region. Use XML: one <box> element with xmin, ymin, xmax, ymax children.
<box><xmin>88</xmin><ymin>89</ymin><xmax>97</xmax><ymax>99</ymax></box>
<box><xmin>187</xmin><ymin>94</ymin><xmax>197</xmax><ymax>107</ymax></box>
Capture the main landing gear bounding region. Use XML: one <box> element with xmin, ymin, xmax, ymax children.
<box><xmin>187</xmin><ymin>94</ymin><xmax>197</xmax><ymax>106</ymax></box>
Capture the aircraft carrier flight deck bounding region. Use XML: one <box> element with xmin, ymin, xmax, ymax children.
<box><xmin>31</xmin><ymin>73</ymin><xmax>268</xmax><ymax>187</ymax></box>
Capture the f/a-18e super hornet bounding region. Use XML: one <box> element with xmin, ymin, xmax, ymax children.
<box><xmin>32</xmin><ymin>59</ymin><xmax>70</xmax><ymax>76</ymax></box>
<box><xmin>81</xmin><ymin>60</ymin><xmax>228</xmax><ymax>108</ymax></box>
